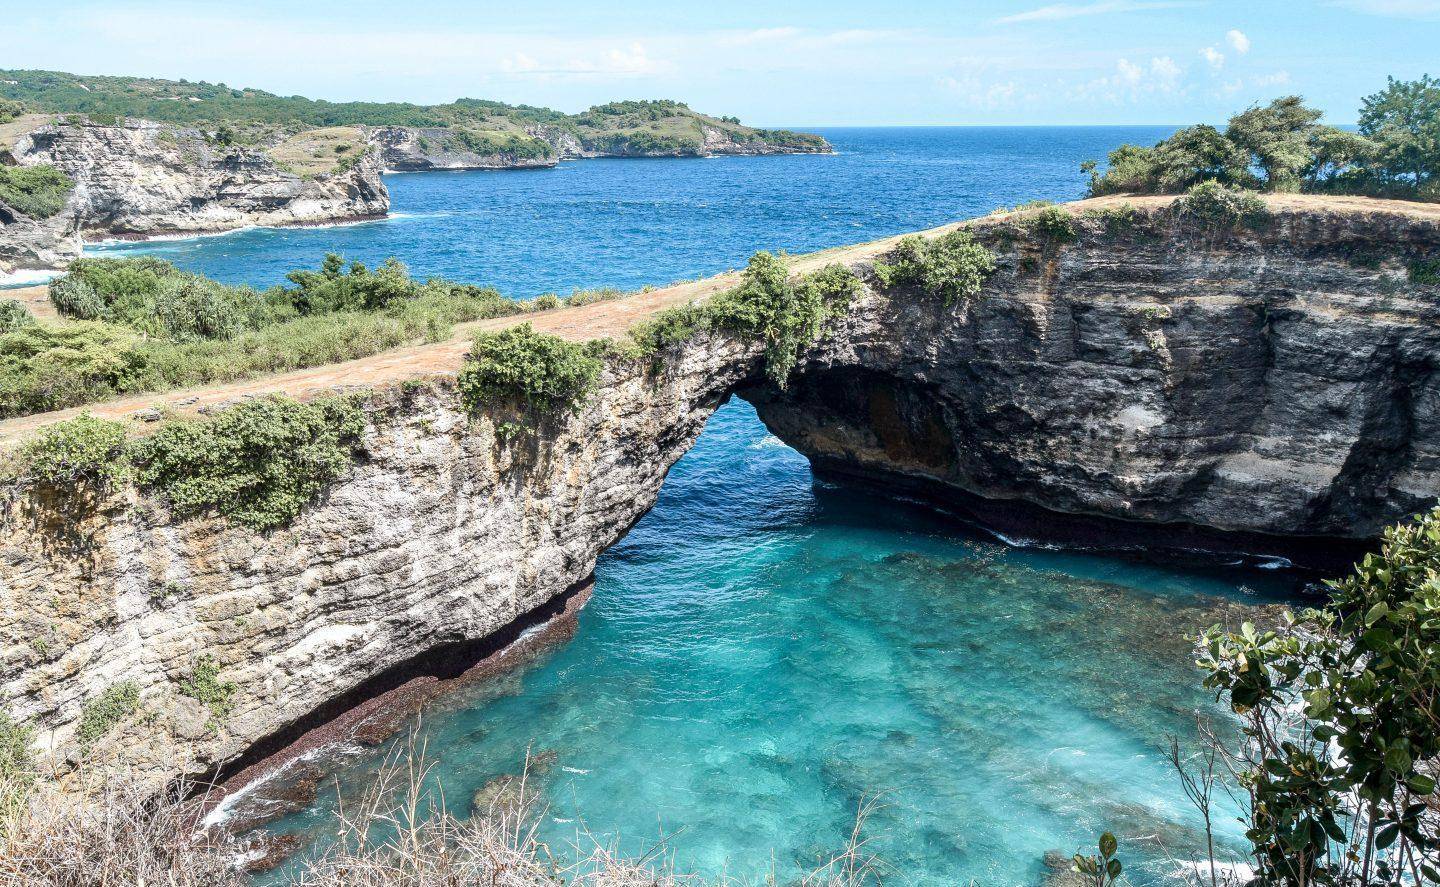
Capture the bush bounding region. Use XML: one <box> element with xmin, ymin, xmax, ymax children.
<box><xmin>1197</xmin><ymin>507</ymin><xmax>1440</xmax><ymax>885</ymax></box>
<box><xmin>1410</xmin><ymin>257</ymin><xmax>1440</xmax><ymax>285</ymax></box>
<box><xmin>0</xmin><ymin>321</ymin><xmax>148</xmax><ymax>418</ymax></box>
<box><xmin>18</xmin><ymin>413</ymin><xmax>129</xmax><ymax>487</ymax></box>
<box><xmin>50</xmin><ymin>257</ymin><xmax>274</xmax><ymax>342</ymax></box>
<box><xmin>704</xmin><ymin>254</ymin><xmax>860</xmax><ymax>386</ymax></box>
<box><xmin>564</xmin><ymin>287</ymin><xmax>625</xmax><ymax>307</ymax></box>
<box><xmin>458</xmin><ymin>323</ymin><xmax>602</xmax><ymax>414</ymax></box>
<box><xmin>1023</xmin><ymin>206</ymin><xmax>1078</xmax><ymax>242</ymax></box>
<box><xmin>0</xmin><ymin>164</ymin><xmax>74</xmax><ymax>219</ymax></box>
<box><xmin>1169</xmin><ymin>180</ymin><xmax>1271</xmax><ymax>231</ymax></box>
<box><xmin>0</xmin><ymin>299</ymin><xmax>34</xmax><ymax>334</ymax></box>
<box><xmin>130</xmin><ymin>395</ymin><xmax>365</xmax><ymax>531</ymax></box>
<box><xmin>873</xmin><ymin>229</ymin><xmax>997</xmax><ymax>307</ymax></box>
<box><xmin>628</xmin><ymin>302</ymin><xmax>713</xmax><ymax>354</ymax></box>
<box><xmin>177</xmin><ymin>655</ymin><xmax>237</xmax><ymax>721</ymax></box>
<box><xmin>76</xmin><ymin>683</ymin><xmax>139</xmax><ymax>749</ymax></box>
<box><xmin>283</xmin><ymin>254</ymin><xmax>420</xmax><ymax>314</ymax></box>
<box><xmin>0</xmin><ymin>712</ymin><xmax>34</xmax><ymax>783</ymax></box>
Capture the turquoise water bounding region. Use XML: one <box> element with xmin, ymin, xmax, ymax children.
<box><xmin>254</xmin><ymin>401</ymin><xmax>1294</xmax><ymax>886</ymax></box>
<box><xmin>88</xmin><ymin>127</ymin><xmax>1298</xmax><ymax>884</ymax></box>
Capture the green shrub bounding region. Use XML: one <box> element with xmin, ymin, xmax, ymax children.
<box><xmin>0</xmin><ymin>98</ymin><xmax>25</xmax><ymax>124</ymax></box>
<box><xmin>530</xmin><ymin>293</ymin><xmax>561</xmax><ymax>311</ymax></box>
<box><xmin>1169</xmin><ymin>180</ymin><xmax>1271</xmax><ymax>231</ymax></box>
<box><xmin>50</xmin><ymin>257</ymin><xmax>275</xmax><ymax>341</ymax></box>
<box><xmin>77</xmin><ymin>683</ymin><xmax>139</xmax><ymax>748</ymax></box>
<box><xmin>873</xmin><ymin>229</ymin><xmax>997</xmax><ymax>307</ymax></box>
<box><xmin>0</xmin><ymin>299</ymin><xmax>34</xmax><ymax>334</ymax></box>
<box><xmin>0</xmin><ymin>320</ymin><xmax>148</xmax><ymax>418</ymax></box>
<box><xmin>628</xmin><ymin>302</ymin><xmax>712</xmax><ymax>354</ymax></box>
<box><xmin>458</xmin><ymin>323</ymin><xmax>602</xmax><ymax>414</ymax></box>
<box><xmin>705</xmin><ymin>254</ymin><xmax>860</xmax><ymax>386</ymax></box>
<box><xmin>282</xmin><ymin>254</ymin><xmax>420</xmax><ymax>314</ymax></box>
<box><xmin>130</xmin><ymin>395</ymin><xmax>365</xmax><ymax>531</ymax></box>
<box><xmin>19</xmin><ymin>413</ymin><xmax>129</xmax><ymax>487</ymax></box>
<box><xmin>178</xmin><ymin>655</ymin><xmax>237</xmax><ymax>721</ymax></box>
<box><xmin>1023</xmin><ymin>206</ymin><xmax>1078</xmax><ymax>242</ymax></box>
<box><xmin>565</xmin><ymin>287</ymin><xmax>626</xmax><ymax>307</ymax></box>
<box><xmin>1410</xmin><ymin>257</ymin><xmax>1440</xmax><ymax>285</ymax></box>
<box><xmin>5</xmin><ymin>263</ymin><xmax>522</xmax><ymax>420</ymax></box>
<box><xmin>0</xmin><ymin>711</ymin><xmax>34</xmax><ymax>783</ymax></box>
<box><xmin>1085</xmin><ymin>204</ymin><xmax>1142</xmax><ymax>236</ymax></box>
<box><xmin>0</xmin><ymin>164</ymin><xmax>74</xmax><ymax>219</ymax></box>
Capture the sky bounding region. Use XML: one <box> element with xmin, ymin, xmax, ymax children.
<box><xmin>2</xmin><ymin>1</ymin><xmax>1437</xmax><ymax>126</ymax></box>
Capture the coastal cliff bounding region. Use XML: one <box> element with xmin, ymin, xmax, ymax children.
<box><xmin>4</xmin><ymin>118</ymin><xmax>387</xmax><ymax>254</ymax></box>
<box><xmin>1</xmin><ymin>196</ymin><xmax>1436</xmax><ymax>789</ymax></box>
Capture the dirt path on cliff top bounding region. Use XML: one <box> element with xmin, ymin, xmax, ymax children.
<box><xmin>2</xmin><ymin>193</ymin><xmax>1437</xmax><ymax>445</ymax></box>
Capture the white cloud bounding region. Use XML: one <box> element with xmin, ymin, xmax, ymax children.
<box><xmin>1150</xmin><ymin>56</ymin><xmax>1182</xmax><ymax>84</ymax></box>
<box><xmin>1252</xmin><ymin>70</ymin><xmax>1292</xmax><ymax>87</ymax></box>
<box><xmin>1116</xmin><ymin>58</ymin><xmax>1145</xmax><ymax>85</ymax></box>
<box><xmin>995</xmin><ymin>0</ymin><xmax>1199</xmax><ymax>24</ymax></box>
<box><xmin>1327</xmin><ymin>0</ymin><xmax>1440</xmax><ymax>18</ymax></box>
<box><xmin>1200</xmin><ymin>46</ymin><xmax>1225</xmax><ymax>69</ymax></box>
<box><xmin>1225</xmin><ymin>29</ymin><xmax>1251</xmax><ymax>53</ymax></box>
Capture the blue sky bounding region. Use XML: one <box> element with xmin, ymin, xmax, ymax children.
<box><xmin>2</xmin><ymin>1</ymin><xmax>1436</xmax><ymax>125</ymax></box>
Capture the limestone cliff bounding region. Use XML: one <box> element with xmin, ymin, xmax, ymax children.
<box><xmin>0</xmin><ymin>197</ymin><xmax>1436</xmax><ymax>789</ymax></box>
<box><xmin>1</xmin><ymin>118</ymin><xmax>389</xmax><ymax>269</ymax></box>
<box><xmin>368</xmin><ymin>126</ymin><xmax>557</xmax><ymax>172</ymax></box>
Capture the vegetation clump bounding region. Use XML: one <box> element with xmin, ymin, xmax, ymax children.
<box><xmin>1168</xmin><ymin>180</ymin><xmax>1271</xmax><ymax>232</ymax></box>
<box><xmin>177</xmin><ymin>655</ymin><xmax>237</xmax><ymax>721</ymax></box>
<box><xmin>1122</xmin><ymin>505</ymin><xmax>1440</xmax><ymax>886</ymax></box>
<box><xmin>1021</xmin><ymin>205</ymin><xmax>1078</xmax><ymax>242</ymax></box>
<box><xmin>872</xmin><ymin>229</ymin><xmax>997</xmax><ymax>307</ymax></box>
<box><xmin>1</xmin><ymin>255</ymin><xmax>526</xmax><ymax>420</ymax></box>
<box><xmin>1086</xmin><ymin>76</ymin><xmax>1440</xmax><ymax>200</ymax></box>
<box><xmin>0</xmin><ymin>299</ymin><xmax>34</xmax><ymax>334</ymax></box>
<box><xmin>458</xmin><ymin>323</ymin><xmax>603</xmax><ymax>415</ymax></box>
<box><xmin>130</xmin><ymin>395</ymin><xmax>365</xmax><ymax>531</ymax></box>
<box><xmin>17</xmin><ymin>413</ymin><xmax>129</xmax><ymax>488</ymax></box>
<box><xmin>0</xmin><ymin>712</ymin><xmax>34</xmax><ymax>785</ymax></box>
<box><xmin>1410</xmin><ymin>257</ymin><xmax>1440</xmax><ymax>285</ymax></box>
<box><xmin>76</xmin><ymin>683</ymin><xmax>139</xmax><ymax>749</ymax></box>
<box><xmin>0</xmin><ymin>164</ymin><xmax>74</xmax><ymax>218</ymax></box>
<box><xmin>706</xmin><ymin>254</ymin><xmax>861</xmax><ymax>386</ymax></box>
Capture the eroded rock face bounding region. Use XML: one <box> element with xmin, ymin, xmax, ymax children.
<box><xmin>1</xmin><ymin>200</ymin><xmax>1437</xmax><ymax>785</ymax></box>
<box><xmin>0</xmin><ymin>200</ymin><xmax>80</xmax><ymax>274</ymax></box>
<box><xmin>0</xmin><ymin>337</ymin><xmax>761</xmax><ymax>782</ymax></box>
<box><xmin>8</xmin><ymin>119</ymin><xmax>388</xmax><ymax>246</ymax></box>
<box><xmin>751</xmin><ymin>206</ymin><xmax>1440</xmax><ymax>544</ymax></box>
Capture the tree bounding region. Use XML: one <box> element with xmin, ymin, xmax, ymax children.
<box><xmin>1226</xmin><ymin>96</ymin><xmax>1324</xmax><ymax>192</ymax></box>
<box><xmin>1359</xmin><ymin>75</ymin><xmax>1440</xmax><ymax>190</ymax></box>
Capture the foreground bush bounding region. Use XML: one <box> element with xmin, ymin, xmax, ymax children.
<box><xmin>0</xmin><ymin>165</ymin><xmax>74</xmax><ymax>219</ymax></box>
<box><xmin>16</xmin><ymin>414</ymin><xmax>128</xmax><ymax>488</ymax></box>
<box><xmin>1118</xmin><ymin>506</ymin><xmax>1440</xmax><ymax>886</ymax></box>
<box><xmin>1169</xmin><ymin>181</ymin><xmax>1270</xmax><ymax>232</ymax></box>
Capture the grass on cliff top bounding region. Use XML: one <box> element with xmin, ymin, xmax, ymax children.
<box><xmin>265</xmin><ymin>126</ymin><xmax>368</xmax><ymax>177</ymax></box>
<box><xmin>0</xmin><ymin>255</ymin><xmax>550</xmax><ymax>420</ymax></box>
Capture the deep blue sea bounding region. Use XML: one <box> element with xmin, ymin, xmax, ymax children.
<box><xmin>96</xmin><ymin>128</ymin><xmax>1299</xmax><ymax>885</ymax></box>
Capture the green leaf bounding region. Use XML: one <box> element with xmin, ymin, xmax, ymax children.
<box><xmin>1365</xmin><ymin>601</ymin><xmax>1390</xmax><ymax>625</ymax></box>
<box><xmin>1107</xmin><ymin>858</ymin><xmax>1122</xmax><ymax>879</ymax></box>
<box><xmin>1376</xmin><ymin>822</ymin><xmax>1401</xmax><ymax>850</ymax></box>
<box><xmin>1098</xmin><ymin>832</ymin><xmax>1117</xmax><ymax>859</ymax></box>
<box><xmin>1407</xmin><ymin>774</ymin><xmax>1437</xmax><ymax>795</ymax></box>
